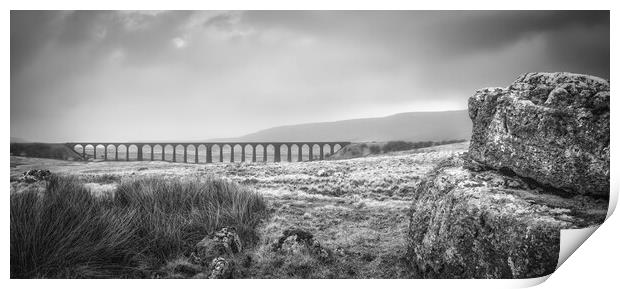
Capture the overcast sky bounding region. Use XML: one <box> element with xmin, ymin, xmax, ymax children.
<box><xmin>11</xmin><ymin>11</ymin><xmax>609</xmax><ymax>142</ymax></box>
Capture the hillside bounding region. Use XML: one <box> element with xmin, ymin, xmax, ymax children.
<box><xmin>227</xmin><ymin>110</ymin><xmax>471</xmax><ymax>142</ymax></box>
<box><xmin>10</xmin><ymin>143</ymin><xmax>84</xmax><ymax>161</ymax></box>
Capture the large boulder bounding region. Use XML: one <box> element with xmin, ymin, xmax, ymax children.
<box><xmin>407</xmin><ymin>155</ymin><xmax>607</xmax><ymax>278</ymax></box>
<box><xmin>468</xmin><ymin>72</ymin><xmax>609</xmax><ymax>196</ymax></box>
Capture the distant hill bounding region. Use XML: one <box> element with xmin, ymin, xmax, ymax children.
<box><xmin>226</xmin><ymin>110</ymin><xmax>472</xmax><ymax>142</ymax></box>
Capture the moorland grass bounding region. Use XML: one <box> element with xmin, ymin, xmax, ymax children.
<box><xmin>10</xmin><ymin>175</ymin><xmax>266</xmax><ymax>278</ymax></box>
<box><xmin>382</xmin><ymin>139</ymin><xmax>466</xmax><ymax>153</ymax></box>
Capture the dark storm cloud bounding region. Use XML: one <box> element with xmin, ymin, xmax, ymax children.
<box><xmin>242</xmin><ymin>10</ymin><xmax>608</xmax><ymax>56</ymax></box>
<box><xmin>430</xmin><ymin>11</ymin><xmax>607</xmax><ymax>53</ymax></box>
<box><xmin>10</xmin><ymin>11</ymin><xmax>59</xmax><ymax>74</ymax></box>
<box><xmin>10</xmin><ymin>11</ymin><xmax>609</xmax><ymax>142</ymax></box>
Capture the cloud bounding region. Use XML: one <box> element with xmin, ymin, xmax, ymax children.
<box><xmin>10</xmin><ymin>11</ymin><xmax>609</xmax><ymax>142</ymax></box>
<box><xmin>172</xmin><ymin>37</ymin><xmax>186</xmax><ymax>48</ymax></box>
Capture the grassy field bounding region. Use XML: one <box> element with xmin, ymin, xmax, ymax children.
<box><xmin>10</xmin><ymin>175</ymin><xmax>266</xmax><ymax>278</ymax></box>
<box><xmin>10</xmin><ymin>142</ymin><xmax>468</xmax><ymax>278</ymax></box>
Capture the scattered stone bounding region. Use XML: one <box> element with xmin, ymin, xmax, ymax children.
<box><xmin>317</xmin><ymin>169</ymin><xmax>331</xmax><ymax>177</ymax></box>
<box><xmin>407</xmin><ymin>155</ymin><xmax>607</xmax><ymax>278</ymax></box>
<box><xmin>468</xmin><ymin>72</ymin><xmax>609</xmax><ymax>196</ymax></box>
<box><xmin>506</xmin><ymin>179</ymin><xmax>522</xmax><ymax>189</ymax></box>
<box><xmin>193</xmin><ymin>227</ymin><xmax>242</xmax><ymax>265</ymax></box>
<box><xmin>274</xmin><ymin>228</ymin><xmax>332</xmax><ymax>261</ymax></box>
<box><xmin>208</xmin><ymin>257</ymin><xmax>234</xmax><ymax>279</ymax></box>
<box><xmin>280</xmin><ymin>235</ymin><xmax>308</xmax><ymax>255</ymax></box>
<box><xmin>275</xmin><ymin>228</ymin><xmax>315</xmax><ymax>249</ymax></box>
<box><xmin>18</xmin><ymin>169</ymin><xmax>52</xmax><ymax>183</ymax></box>
<box><xmin>335</xmin><ymin>247</ymin><xmax>347</xmax><ymax>257</ymax></box>
<box><xmin>307</xmin><ymin>238</ymin><xmax>331</xmax><ymax>260</ymax></box>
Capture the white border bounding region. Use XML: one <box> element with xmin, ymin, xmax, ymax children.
<box><xmin>2</xmin><ymin>1</ymin><xmax>617</xmax><ymax>288</ymax></box>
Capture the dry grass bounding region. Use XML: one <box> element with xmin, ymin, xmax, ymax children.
<box><xmin>10</xmin><ymin>142</ymin><xmax>469</xmax><ymax>278</ymax></box>
<box><xmin>10</xmin><ymin>175</ymin><xmax>266</xmax><ymax>278</ymax></box>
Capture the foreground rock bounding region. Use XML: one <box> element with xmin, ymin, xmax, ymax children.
<box><xmin>207</xmin><ymin>257</ymin><xmax>234</xmax><ymax>279</ymax></box>
<box><xmin>195</xmin><ymin>227</ymin><xmax>243</xmax><ymax>259</ymax></box>
<box><xmin>468</xmin><ymin>72</ymin><xmax>609</xmax><ymax>196</ymax></box>
<box><xmin>191</xmin><ymin>227</ymin><xmax>242</xmax><ymax>279</ymax></box>
<box><xmin>407</xmin><ymin>155</ymin><xmax>607</xmax><ymax>278</ymax></box>
<box><xmin>274</xmin><ymin>228</ymin><xmax>332</xmax><ymax>261</ymax></box>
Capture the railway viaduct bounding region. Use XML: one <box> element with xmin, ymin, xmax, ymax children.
<box><xmin>65</xmin><ymin>142</ymin><xmax>351</xmax><ymax>163</ymax></box>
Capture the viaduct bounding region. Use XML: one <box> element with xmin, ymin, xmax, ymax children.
<box><xmin>65</xmin><ymin>142</ymin><xmax>351</xmax><ymax>163</ymax></box>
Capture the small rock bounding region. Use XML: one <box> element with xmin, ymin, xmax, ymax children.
<box><xmin>194</xmin><ymin>227</ymin><xmax>242</xmax><ymax>265</ymax></box>
<box><xmin>208</xmin><ymin>257</ymin><xmax>234</xmax><ymax>279</ymax></box>
<box><xmin>275</xmin><ymin>228</ymin><xmax>315</xmax><ymax>249</ymax></box>
<box><xmin>335</xmin><ymin>247</ymin><xmax>347</xmax><ymax>257</ymax></box>
<box><xmin>310</xmin><ymin>239</ymin><xmax>331</xmax><ymax>260</ymax></box>
<box><xmin>18</xmin><ymin>169</ymin><xmax>52</xmax><ymax>183</ymax></box>
<box><xmin>274</xmin><ymin>228</ymin><xmax>332</xmax><ymax>261</ymax></box>
<box><xmin>317</xmin><ymin>169</ymin><xmax>331</xmax><ymax>177</ymax></box>
<box><xmin>280</xmin><ymin>235</ymin><xmax>307</xmax><ymax>255</ymax></box>
<box><xmin>506</xmin><ymin>180</ymin><xmax>522</xmax><ymax>189</ymax></box>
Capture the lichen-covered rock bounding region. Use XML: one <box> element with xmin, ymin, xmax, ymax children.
<box><xmin>407</xmin><ymin>155</ymin><xmax>607</xmax><ymax>278</ymax></box>
<box><xmin>275</xmin><ymin>228</ymin><xmax>315</xmax><ymax>248</ymax></box>
<box><xmin>193</xmin><ymin>227</ymin><xmax>242</xmax><ymax>265</ymax></box>
<box><xmin>18</xmin><ymin>169</ymin><xmax>52</xmax><ymax>183</ymax></box>
<box><xmin>468</xmin><ymin>72</ymin><xmax>609</xmax><ymax>196</ymax></box>
<box><xmin>274</xmin><ymin>228</ymin><xmax>332</xmax><ymax>261</ymax></box>
<box><xmin>208</xmin><ymin>257</ymin><xmax>234</xmax><ymax>279</ymax></box>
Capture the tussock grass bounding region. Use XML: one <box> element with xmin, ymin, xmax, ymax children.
<box><xmin>10</xmin><ymin>175</ymin><xmax>266</xmax><ymax>278</ymax></box>
<box><xmin>79</xmin><ymin>173</ymin><xmax>122</xmax><ymax>184</ymax></box>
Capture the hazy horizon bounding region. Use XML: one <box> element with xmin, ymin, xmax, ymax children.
<box><xmin>11</xmin><ymin>108</ymin><xmax>469</xmax><ymax>143</ymax></box>
<box><xmin>11</xmin><ymin>11</ymin><xmax>609</xmax><ymax>142</ymax></box>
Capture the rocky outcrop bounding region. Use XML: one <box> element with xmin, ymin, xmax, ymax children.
<box><xmin>407</xmin><ymin>155</ymin><xmax>607</xmax><ymax>278</ymax></box>
<box><xmin>468</xmin><ymin>72</ymin><xmax>609</xmax><ymax>196</ymax></box>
